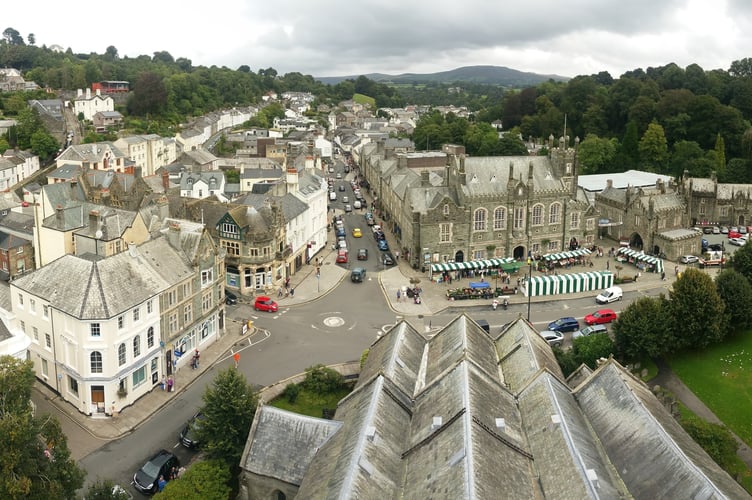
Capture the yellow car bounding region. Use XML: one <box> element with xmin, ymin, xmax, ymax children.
<box><xmin>352</xmin><ymin>228</ymin><xmax>362</xmax><ymax>238</ymax></box>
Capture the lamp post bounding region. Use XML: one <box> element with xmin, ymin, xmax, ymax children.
<box><xmin>527</xmin><ymin>257</ymin><xmax>533</xmax><ymax>321</ymax></box>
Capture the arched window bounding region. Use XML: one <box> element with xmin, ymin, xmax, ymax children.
<box><xmin>493</xmin><ymin>207</ymin><xmax>506</xmax><ymax>230</ymax></box>
<box><xmin>90</xmin><ymin>351</ymin><xmax>102</xmax><ymax>373</ymax></box>
<box><xmin>549</xmin><ymin>203</ymin><xmax>561</xmax><ymax>224</ymax></box>
<box><xmin>118</xmin><ymin>343</ymin><xmax>126</xmax><ymax>366</ymax></box>
<box><xmin>473</xmin><ymin>208</ymin><xmax>487</xmax><ymax>231</ymax></box>
<box><xmin>531</xmin><ymin>204</ymin><xmax>544</xmax><ymax>226</ymax></box>
<box><xmin>147</xmin><ymin>327</ymin><xmax>154</xmax><ymax>348</ymax></box>
<box><xmin>133</xmin><ymin>335</ymin><xmax>141</xmax><ymax>357</ymax></box>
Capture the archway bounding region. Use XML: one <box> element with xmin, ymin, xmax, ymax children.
<box><xmin>739</xmin><ymin>215</ymin><xmax>746</xmax><ymax>227</ymax></box>
<box><xmin>272</xmin><ymin>490</ymin><xmax>286</xmax><ymax>500</ymax></box>
<box><xmin>629</xmin><ymin>233</ymin><xmax>644</xmax><ymax>250</ymax></box>
<box><xmin>512</xmin><ymin>245</ymin><xmax>526</xmax><ymax>261</ymax></box>
<box><xmin>454</xmin><ymin>250</ymin><xmax>464</xmax><ymax>262</ymax></box>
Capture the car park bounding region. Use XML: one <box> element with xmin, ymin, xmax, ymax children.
<box><xmin>572</xmin><ymin>324</ymin><xmax>608</xmax><ymax>339</ymax></box>
<box><xmin>254</xmin><ymin>296</ymin><xmax>278</xmax><ymax>312</ymax></box>
<box><xmin>584</xmin><ymin>309</ymin><xmax>617</xmax><ymax>325</ymax></box>
<box><xmin>547</xmin><ymin>317</ymin><xmax>579</xmax><ymax>333</ymax></box>
<box><xmin>378</xmin><ymin>239</ymin><xmax>389</xmax><ymax>251</ymax></box>
<box><xmin>179</xmin><ymin>412</ymin><xmax>206</xmax><ymax>449</ymax></box>
<box><xmin>595</xmin><ymin>286</ymin><xmax>623</xmax><ymax>304</ymax></box>
<box><xmin>680</xmin><ymin>255</ymin><xmax>699</xmax><ymax>264</ymax></box>
<box><xmin>336</xmin><ymin>250</ymin><xmax>348</xmax><ymax>263</ymax></box>
<box><xmin>133</xmin><ymin>450</ymin><xmax>179</xmax><ymax>494</ymax></box>
<box><xmin>357</xmin><ymin>248</ymin><xmax>368</xmax><ymax>260</ymax></box>
<box><xmin>540</xmin><ymin>330</ymin><xmax>564</xmax><ymax>347</ymax></box>
<box><xmin>225</xmin><ymin>289</ymin><xmax>238</xmax><ymax>305</ymax></box>
<box><xmin>352</xmin><ymin>228</ymin><xmax>362</xmax><ymax>237</ymax></box>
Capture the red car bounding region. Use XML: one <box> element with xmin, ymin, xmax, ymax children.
<box><xmin>584</xmin><ymin>309</ymin><xmax>617</xmax><ymax>325</ymax></box>
<box><xmin>254</xmin><ymin>296</ymin><xmax>278</xmax><ymax>312</ymax></box>
<box><xmin>336</xmin><ymin>249</ymin><xmax>348</xmax><ymax>263</ymax></box>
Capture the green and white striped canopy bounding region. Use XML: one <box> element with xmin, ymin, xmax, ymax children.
<box><xmin>431</xmin><ymin>257</ymin><xmax>515</xmax><ymax>273</ymax></box>
<box><xmin>616</xmin><ymin>247</ymin><xmax>664</xmax><ymax>273</ymax></box>
<box><xmin>543</xmin><ymin>248</ymin><xmax>592</xmax><ymax>261</ymax></box>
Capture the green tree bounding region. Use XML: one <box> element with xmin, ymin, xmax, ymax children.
<box><xmin>496</xmin><ymin>133</ymin><xmax>528</xmax><ymax>155</ymax></box>
<box><xmin>638</xmin><ymin>121</ymin><xmax>669</xmax><ymax>172</ymax></box>
<box><xmin>301</xmin><ymin>364</ymin><xmax>344</xmax><ymax>394</ymax></box>
<box><xmin>715</xmin><ymin>269</ymin><xmax>752</xmax><ymax>333</ymax></box>
<box><xmin>613</xmin><ymin>296</ymin><xmax>670</xmax><ymax>359</ymax></box>
<box><xmin>668</xmin><ymin>268</ymin><xmax>725</xmax><ymax>349</ymax></box>
<box><xmin>128</xmin><ymin>71</ymin><xmax>168</xmax><ymax>116</ymax></box>
<box><xmin>0</xmin><ymin>356</ymin><xmax>85</xmax><ymax>498</ymax></box>
<box><xmin>156</xmin><ymin>460</ymin><xmax>231</xmax><ymax>500</ymax></box>
<box><xmin>714</xmin><ymin>133</ymin><xmax>726</xmax><ymax>178</ymax></box>
<box><xmin>570</xmin><ymin>332</ymin><xmax>616</xmax><ymax>370</ymax></box>
<box><xmin>731</xmin><ymin>240</ymin><xmax>752</xmax><ymax>282</ymax></box>
<box><xmin>30</xmin><ymin>130</ymin><xmax>59</xmax><ymax>159</ymax></box>
<box><xmin>614</xmin><ymin>121</ymin><xmax>639</xmax><ymax>169</ymax></box>
<box><xmin>576</xmin><ymin>134</ymin><xmax>617</xmax><ymax>174</ymax></box>
<box><xmin>196</xmin><ymin>367</ymin><xmax>258</xmax><ymax>464</ymax></box>
<box><xmin>680</xmin><ymin>416</ymin><xmax>740</xmax><ymax>472</ymax></box>
<box><xmin>84</xmin><ymin>479</ymin><xmax>132</xmax><ymax>500</ymax></box>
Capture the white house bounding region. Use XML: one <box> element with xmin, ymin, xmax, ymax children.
<box><xmin>180</xmin><ymin>171</ymin><xmax>227</xmax><ymax>200</ymax></box>
<box><xmin>74</xmin><ymin>88</ymin><xmax>115</xmax><ymax>121</ymax></box>
<box><xmin>0</xmin><ymin>150</ymin><xmax>40</xmax><ymax>191</ymax></box>
<box><xmin>115</xmin><ymin>135</ymin><xmax>177</xmax><ymax>177</ymax></box>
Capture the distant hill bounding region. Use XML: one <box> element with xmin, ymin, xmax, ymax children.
<box><xmin>316</xmin><ymin>65</ymin><xmax>569</xmax><ymax>87</ymax></box>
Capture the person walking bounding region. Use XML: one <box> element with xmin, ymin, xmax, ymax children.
<box><xmin>158</xmin><ymin>475</ymin><xmax>167</xmax><ymax>492</ymax></box>
<box><xmin>396</xmin><ymin>289</ymin><xmax>401</xmax><ymax>302</ymax></box>
<box><xmin>191</xmin><ymin>349</ymin><xmax>200</xmax><ymax>369</ymax></box>
<box><xmin>606</xmin><ymin>260</ymin><xmax>610</xmax><ymax>271</ymax></box>
<box><xmin>167</xmin><ymin>375</ymin><xmax>174</xmax><ymax>393</ymax></box>
<box><xmin>161</xmin><ymin>375</ymin><xmax>166</xmax><ymax>391</ymax></box>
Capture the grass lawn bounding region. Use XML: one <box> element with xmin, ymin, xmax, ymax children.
<box><xmin>270</xmin><ymin>386</ymin><xmax>352</xmax><ymax>418</ymax></box>
<box><xmin>668</xmin><ymin>334</ymin><xmax>752</xmax><ymax>448</ymax></box>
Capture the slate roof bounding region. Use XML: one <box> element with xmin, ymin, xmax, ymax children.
<box><xmin>0</xmin><ymin>231</ymin><xmax>31</xmax><ymax>250</ymax></box>
<box><xmin>48</xmin><ymin>163</ymin><xmax>84</xmax><ymax>181</ymax></box>
<box><xmin>57</xmin><ymin>142</ymin><xmax>127</xmax><ymax>164</ymax></box>
<box><xmin>462</xmin><ymin>156</ymin><xmax>566</xmax><ymax>196</ymax></box>
<box><xmin>0</xmin><ymin>211</ymin><xmax>34</xmax><ymax>236</ymax></box>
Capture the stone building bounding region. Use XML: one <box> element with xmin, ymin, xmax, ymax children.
<box><xmin>680</xmin><ymin>171</ymin><xmax>752</xmax><ymax>228</ymax></box>
<box><xmin>360</xmin><ymin>138</ymin><xmax>595</xmax><ymax>270</ymax></box>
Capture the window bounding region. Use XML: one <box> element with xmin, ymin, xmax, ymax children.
<box><xmin>20</xmin><ymin>320</ymin><xmax>25</xmax><ymax>333</ymax></box>
<box><xmin>16</xmin><ymin>246</ymin><xmax>23</xmax><ymax>254</ymax></box>
<box><xmin>118</xmin><ymin>343</ymin><xmax>126</xmax><ymax>366</ymax></box>
<box><xmin>44</xmin><ymin>333</ymin><xmax>51</xmax><ymax>349</ymax></box>
<box><xmin>585</xmin><ymin>234</ymin><xmax>595</xmax><ymax>245</ymax></box>
<box><xmin>29</xmin><ymin>299</ymin><xmax>36</xmax><ymax>313</ymax></box>
<box><xmin>32</xmin><ymin>326</ymin><xmax>38</xmax><ymax>342</ymax></box>
<box><xmin>221</xmin><ymin>240</ymin><xmax>240</xmax><ymax>256</ymax></box>
<box><xmin>548</xmin><ymin>240</ymin><xmax>559</xmax><ymax>251</ymax></box>
<box><xmin>147</xmin><ymin>300</ymin><xmax>153</xmax><ymax>314</ymax></box>
<box><xmin>473</xmin><ymin>249</ymin><xmax>484</xmax><ymax>260</ymax></box>
<box><xmin>118</xmin><ymin>316</ymin><xmax>124</xmax><ymax>329</ymax></box>
<box><xmin>531</xmin><ymin>243</ymin><xmax>541</xmax><ymax>254</ymax></box>
<box><xmin>167</xmin><ymin>289</ymin><xmax>177</xmax><ymax>306</ymax></box>
<box><xmin>18</xmin><ymin>294</ymin><xmax>23</xmax><ymax>307</ymax></box>
<box><xmin>132</xmin><ymin>365</ymin><xmax>146</xmax><ymax>388</ymax></box>
<box><xmin>169</xmin><ymin>313</ymin><xmax>179</xmax><ymax>334</ymax></box>
<box><xmin>201</xmin><ymin>269</ymin><xmax>214</xmax><ymax>287</ymax></box>
<box><xmin>133</xmin><ymin>308</ymin><xmax>140</xmax><ymax>322</ymax></box>
<box><xmin>68</xmin><ymin>376</ymin><xmax>78</xmax><ymax>396</ymax></box>
<box><xmin>133</xmin><ymin>335</ymin><xmax>141</xmax><ymax>357</ymax></box>
<box><xmin>249</xmin><ymin>248</ymin><xmax>259</xmax><ymax>257</ymax></box>
<box><xmin>570</xmin><ymin>212</ymin><xmax>580</xmax><ymax>229</ymax></box>
<box><xmin>548</xmin><ymin>203</ymin><xmax>561</xmax><ymax>224</ymax></box>
<box><xmin>473</xmin><ymin>208</ymin><xmax>487</xmax><ymax>231</ymax></box>
<box><xmin>184</xmin><ymin>304</ymin><xmax>193</xmax><ymax>324</ymax></box>
<box><xmin>634</xmin><ymin>215</ymin><xmax>641</xmax><ymax>226</ymax></box>
<box><xmin>202</xmin><ymin>292</ymin><xmax>213</xmax><ymax>312</ymax></box>
<box><xmin>720</xmin><ymin>206</ymin><xmax>729</xmax><ymax>217</ymax></box>
<box><xmin>90</xmin><ymin>323</ymin><xmax>101</xmax><ymax>337</ymax></box>
<box><xmin>182</xmin><ymin>282</ymin><xmax>192</xmax><ymax>297</ymax></box>
<box><xmin>220</xmin><ymin>222</ymin><xmax>239</xmax><ymax>237</ymax></box>
<box><xmin>41</xmin><ymin>358</ymin><xmax>48</xmax><ymax>377</ymax></box>
<box><xmin>90</xmin><ymin>352</ymin><xmax>103</xmax><ymax>373</ymax></box>
<box><xmin>44</xmin><ymin>304</ymin><xmax>50</xmax><ymax>317</ymax></box>
<box><xmin>147</xmin><ymin>327</ymin><xmax>154</xmax><ymax>348</ymax></box>
<box><xmin>493</xmin><ymin>207</ymin><xmax>506</xmax><ymax>230</ymax></box>
<box><xmin>586</xmin><ymin>218</ymin><xmax>595</xmax><ymax>230</ymax></box>
<box><xmin>531</xmin><ymin>204</ymin><xmax>543</xmax><ymax>226</ymax></box>
<box><xmin>439</xmin><ymin>223</ymin><xmax>452</xmax><ymax>243</ymax></box>
<box><xmin>514</xmin><ymin>208</ymin><xmax>525</xmax><ymax>230</ymax></box>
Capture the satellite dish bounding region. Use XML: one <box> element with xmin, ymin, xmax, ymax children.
<box><xmin>95</xmin><ymin>230</ymin><xmax>103</xmax><ymax>239</ymax></box>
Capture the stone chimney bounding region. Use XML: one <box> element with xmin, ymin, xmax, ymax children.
<box><xmin>168</xmin><ymin>221</ymin><xmax>181</xmax><ymax>248</ymax></box>
<box><xmin>77</xmin><ymin>89</ymin><xmax>83</xmax><ymax>98</ymax></box>
<box><xmin>606</xmin><ymin>179</ymin><xmax>613</xmax><ymax>189</ymax></box>
<box><xmin>161</xmin><ymin>171</ymin><xmax>170</xmax><ymax>191</ymax></box>
<box><xmin>657</xmin><ymin>178</ymin><xmax>666</xmax><ymax>194</ymax></box>
<box><xmin>95</xmin><ymin>89</ymin><xmax>101</xmax><ymax>96</ymax></box>
<box><xmin>56</xmin><ymin>204</ymin><xmax>64</xmax><ymax>227</ymax></box>
<box><xmin>286</xmin><ymin>167</ymin><xmax>299</xmax><ymax>192</ymax></box>
<box><xmin>421</xmin><ymin>170</ymin><xmax>430</xmax><ymax>187</ymax></box>
<box><xmin>133</xmin><ymin>166</ymin><xmax>142</xmax><ymax>179</ymax></box>
<box><xmin>86</xmin><ymin>88</ymin><xmax>91</xmax><ymax>99</ymax></box>
<box><xmin>89</xmin><ymin>210</ymin><xmax>100</xmax><ymax>234</ymax></box>
<box><xmin>528</xmin><ymin>161</ymin><xmax>534</xmax><ymax>180</ymax></box>
<box><xmin>128</xmin><ymin>242</ymin><xmax>137</xmax><ymax>258</ymax></box>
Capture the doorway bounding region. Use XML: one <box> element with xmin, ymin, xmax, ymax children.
<box><xmin>91</xmin><ymin>385</ymin><xmax>105</xmax><ymax>413</ymax></box>
<box><xmin>454</xmin><ymin>250</ymin><xmax>464</xmax><ymax>262</ymax></box>
<box><xmin>513</xmin><ymin>245</ymin><xmax>526</xmax><ymax>261</ymax></box>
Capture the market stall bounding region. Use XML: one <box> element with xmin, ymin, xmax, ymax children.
<box><xmin>523</xmin><ymin>271</ymin><xmax>614</xmax><ymax>298</ymax></box>
<box><xmin>430</xmin><ymin>258</ymin><xmax>516</xmax><ymax>283</ymax></box>
<box><xmin>542</xmin><ymin>248</ymin><xmax>592</xmax><ymax>269</ymax></box>
<box><xmin>616</xmin><ymin>247</ymin><xmax>664</xmax><ymax>273</ymax></box>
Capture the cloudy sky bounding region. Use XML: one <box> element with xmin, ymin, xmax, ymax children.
<box><xmin>5</xmin><ymin>0</ymin><xmax>750</xmax><ymax>79</ymax></box>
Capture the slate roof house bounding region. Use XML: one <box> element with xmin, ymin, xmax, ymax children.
<box><xmin>239</xmin><ymin>315</ymin><xmax>748</xmax><ymax>499</ymax></box>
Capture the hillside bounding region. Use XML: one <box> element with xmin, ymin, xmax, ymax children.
<box><xmin>316</xmin><ymin>65</ymin><xmax>569</xmax><ymax>87</ymax></box>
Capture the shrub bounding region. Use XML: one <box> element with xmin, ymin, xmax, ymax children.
<box><xmin>283</xmin><ymin>383</ymin><xmax>300</xmax><ymax>403</ymax></box>
<box><xmin>301</xmin><ymin>364</ymin><xmax>344</xmax><ymax>394</ymax></box>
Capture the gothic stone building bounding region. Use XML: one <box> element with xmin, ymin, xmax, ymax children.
<box><xmin>680</xmin><ymin>171</ymin><xmax>752</xmax><ymax>228</ymax></box>
<box><xmin>360</xmin><ymin>139</ymin><xmax>595</xmax><ymax>270</ymax></box>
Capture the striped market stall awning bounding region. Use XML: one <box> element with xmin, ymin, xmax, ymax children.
<box><xmin>431</xmin><ymin>257</ymin><xmax>515</xmax><ymax>273</ymax></box>
<box><xmin>616</xmin><ymin>247</ymin><xmax>664</xmax><ymax>273</ymax></box>
<box><xmin>542</xmin><ymin>248</ymin><xmax>592</xmax><ymax>262</ymax></box>
<box><xmin>524</xmin><ymin>271</ymin><xmax>614</xmax><ymax>297</ymax></box>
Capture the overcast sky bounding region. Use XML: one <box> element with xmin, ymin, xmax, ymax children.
<box><xmin>5</xmin><ymin>0</ymin><xmax>751</xmax><ymax>79</ymax></box>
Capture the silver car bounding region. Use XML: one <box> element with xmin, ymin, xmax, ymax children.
<box><xmin>540</xmin><ymin>330</ymin><xmax>564</xmax><ymax>347</ymax></box>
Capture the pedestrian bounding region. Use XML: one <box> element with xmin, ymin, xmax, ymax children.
<box><xmin>285</xmin><ymin>277</ymin><xmax>291</xmax><ymax>289</ymax></box>
<box><xmin>396</xmin><ymin>289</ymin><xmax>401</xmax><ymax>302</ymax></box>
<box><xmin>161</xmin><ymin>375</ymin><xmax>166</xmax><ymax>391</ymax></box>
<box><xmin>192</xmin><ymin>349</ymin><xmax>200</xmax><ymax>369</ymax></box>
<box><xmin>170</xmin><ymin>466</ymin><xmax>177</xmax><ymax>480</ymax></box>
<box><xmin>278</xmin><ymin>287</ymin><xmax>284</xmax><ymax>298</ymax></box>
<box><xmin>167</xmin><ymin>375</ymin><xmax>174</xmax><ymax>393</ymax></box>
<box><xmin>395</xmin><ymin>250</ymin><xmax>400</xmax><ymax>260</ymax></box>
<box><xmin>158</xmin><ymin>475</ymin><xmax>167</xmax><ymax>492</ymax></box>
<box><xmin>606</xmin><ymin>260</ymin><xmax>610</xmax><ymax>271</ymax></box>
<box><xmin>674</xmin><ymin>265</ymin><xmax>679</xmax><ymax>276</ymax></box>
<box><xmin>290</xmin><ymin>288</ymin><xmax>295</xmax><ymax>297</ymax></box>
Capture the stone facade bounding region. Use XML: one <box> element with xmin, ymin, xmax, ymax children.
<box><xmin>680</xmin><ymin>171</ymin><xmax>752</xmax><ymax>228</ymax></box>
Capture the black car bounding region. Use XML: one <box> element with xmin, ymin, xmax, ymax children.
<box><xmin>382</xmin><ymin>252</ymin><xmax>396</xmax><ymax>266</ymax></box>
<box><xmin>133</xmin><ymin>450</ymin><xmax>179</xmax><ymax>494</ymax></box>
<box><xmin>179</xmin><ymin>412</ymin><xmax>206</xmax><ymax>449</ymax></box>
<box><xmin>225</xmin><ymin>290</ymin><xmax>238</xmax><ymax>305</ymax></box>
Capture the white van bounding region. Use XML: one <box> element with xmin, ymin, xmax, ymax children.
<box><xmin>596</xmin><ymin>286</ymin><xmax>623</xmax><ymax>304</ymax></box>
<box><xmin>353</xmin><ymin>200</ymin><xmax>362</xmax><ymax>209</ymax></box>
<box><xmin>329</xmin><ymin>191</ymin><xmax>337</xmax><ymax>201</ymax></box>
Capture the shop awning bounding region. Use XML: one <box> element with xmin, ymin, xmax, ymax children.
<box><xmin>543</xmin><ymin>248</ymin><xmax>592</xmax><ymax>261</ymax></box>
<box><xmin>617</xmin><ymin>247</ymin><xmax>664</xmax><ymax>273</ymax></box>
<box><xmin>430</xmin><ymin>257</ymin><xmax>515</xmax><ymax>273</ymax></box>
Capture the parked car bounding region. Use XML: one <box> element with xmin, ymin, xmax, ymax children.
<box><xmin>713</xmin><ymin>226</ymin><xmax>721</xmax><ymax>234</ymax></box>
<box><xmin>336</xmin><ymin>249</ymin><xmax>348</xmax><ymax>263</ymax></box>
<box><xmin>382</xmin><ymin>252</ymin><xmax>395</xmax><ymax>266</ymax></box>
<box><xmin>595</xmin><ymin>286</ymin><xmax>623</xmax><ymax>304</ymax></box>
<box><xmin>680</xmin><ymin>255</ymin><xmax>699</xmax><ymax>264</ymax></box>
<box><xmin>728</xmin><ymin>230</ymin><xmax>742</xmax><ymax>239</ymax></box>
<box><xmin>703</xmin><ymin>226</ymin><xmax>713</xmax><ymax>234</ymax></box>
<box><xmin>354</xmin><ymin>200</ymin><xmax>362</xmax><ymax>209</ymax></box>
<box><xmin>336</xmin><ymin>227</ymin><xmax>346</xmax><ymax>238</ymax></box>
<box><xmin>357</xmin><ymin>248</ymin><xmax>368</xmax><ymax>260</ymax></box>
<box><xmin>224</xmin><ymin>289</ymin><xmax>238</xmax><ymax>305</ymax></box>
<box><xmin>729</xmin><ymin>237</ymin><xmax>746</xmax><ymax>246</ymax></box>
<box><xmin>540</xmin><ymin>330</ymin><xmax>564</xmax><ymax>347</ymax></box>
<box><xmin>547</xmin><ymin>317</ymin><xmax>579</xmax><ymax>333</ymax></box>
<box><xmin>133</xmin><ymin>450</ymin><xmax>179</xmax><ymax>494</ymax></box>
<box><xmin>254</xmin><ymin>296</ymin><xmax>278</xmax><ymax>312</ymax></box>
<box><xmin>572</xmin><ymin>324</ymin><xmax>608</xmax><ymax>339</ymax></box>
<box><xmin>584</xmin><ymin>309</ymin><xmax>617</xmax><ymax>325</ymax></box>
<box><xmin>179</xmin><ymin>412</ymin><xmax>206</xmax><ymax>449</ymax></box>
<box><xmin>740</xmin><ymin>226</ymin><xmax>748</xmax><ymax>234</ymax></box>
<box><xmin>378</xmin><ymin>239</ymin><xmax>389</xmax><ymax>251</ymax></box>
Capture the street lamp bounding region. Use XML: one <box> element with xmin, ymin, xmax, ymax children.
<box><xmin>527</xmin><ymin>257</ymin><xmax>533</xmax><ymax>321</ymax></box>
